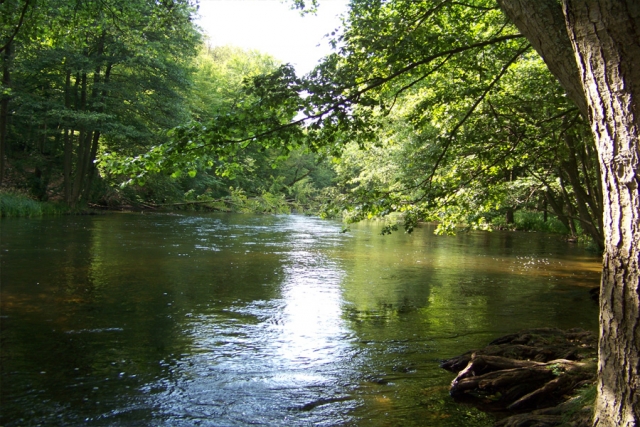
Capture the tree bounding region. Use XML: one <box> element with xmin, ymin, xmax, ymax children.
<box><xmin>563</xmin><ymin>2</ymin><xmax>639</xmax><ymax>425</ymax></box>
<box><xmin>1</xmin><ymin>0</ymin><xmax>200</xmax><ymax>206</ymax></box>
<box><xmin>305</xmin><ymin>2</ymin><xmax>639</xmax><ymax>422</ymax></box>
<box><xmin>104</xmin><ymin>45</ymin><xmax>335</xmax><ymax>211</ymax></box>
<box><xmin>308</xmin><ymin>0</ymin><xmax>640</xmax><ymax>423</ymax></box>
<box><xmin>324</xmin><ymin>46</ymin><xmax>603</xmax><ymax>242</ymax></box>
<box><xmin>493</xmin><ymin>2</ymin><xmax>639</xmax><ymax>424</ymax></box>
<box><xmin>0</xmin><ymin>0</ymin><xmax>32</xmax><ymax>185</ymax></box>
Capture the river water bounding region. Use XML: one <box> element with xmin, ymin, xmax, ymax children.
<box><xmin>0</xmin><ymin>213</ymin><xmax>601</xmax><ymax>426</ymax></box>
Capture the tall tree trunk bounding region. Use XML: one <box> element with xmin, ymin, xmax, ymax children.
<box><xmin>74</xmin><ymin>35</ymin><xmax>107</xmax><ymax>206</ymax></box>
<box><xmin>71</xmin><ymin>72</ymin><xmax>88</xmax><ymax>207</ymax></box>
<box><xmin>0</xmin><ymin>42</ymin><xmax>11</xmax><ymax>185</ymax></box>
<box><xmin>497</xmin><ymin>1</ymin><xmax>639</xmax><ymax>424</ymax></box>
<box><xmin>79</xmin><ymin>59</ymin><xmax>110</xmax><ymax>205</ymax></box>
<box><xmin>63</xmin><ymin>70</ymin><xmax>73</xmax><ymax>202</ymax></box>
<box><xmin>80</xmin><ymin>130</ymin><xmax>100</xmax><ymax>203</ymax></box>
<box><xmin>563</xmin><ymin>1</ymin><xmax>640</xmax><ymax>426</ymax></box>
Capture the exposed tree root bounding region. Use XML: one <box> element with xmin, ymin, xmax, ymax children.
<box><xmin>441</xmin><ymin>328</ymin><xmax>597</xmax><ymax>426</ymax></box>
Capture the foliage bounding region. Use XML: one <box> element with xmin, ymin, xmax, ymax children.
<box><xmin>1</xmin><ymin>0</ymin><xmax>201</xmax><ymax>206</ymax></box>
<box><xmin>0</xmin><ymin>0</ymin><xmax>605</xmax><ymax>248</ymax></box>
<box><xmin>293</xmin><ymin>0</ymin><xmax>600</xmax><ymax>247</ymax></box>
<box><xmin>0</xmin><ymin>190</ymin><xmax>68</xmax><ymax>217</ymax></box>
<box><xmin>310</xmin><ymin>0</ymin><xmax>600</xmax><ymax>244</ymax></box>
<box><xmin>100</xmin><ymin>0</ymin><xmax>602</xmax><ymax>247</ymax></box>
<box><xmin>99</xmin><ymin>45</ymin><xmax>335</xmax><ymax>213</ymax></box>
<box><xmin>491</xmin><ymin>210</ymin><xmax>569</xmax><ymax>234</ymax></box>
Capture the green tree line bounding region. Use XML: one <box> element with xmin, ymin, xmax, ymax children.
<box><xmin>0</xmin><ymin>0</ymin><xmax>604</xmax><ymax>246</ymax></box>
<box><xmin>2</xmin><ymin>1</ymin><xmax>639</xmax><ymax>424</ymax></box>
<box><xmin>0</xmin><ymin>0</ymin><xmax>201</xmax><ymax>205</ymax></box>
<box><xmin>0</xmin><ymin>0</ymin><xmax>333</xmax><ymax>214</ymax></box>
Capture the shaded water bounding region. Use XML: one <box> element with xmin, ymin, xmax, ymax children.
<box><xmin>1</xmin><ymin>213</ymin><xmax>601</xmax><ymax>426</ymax></box>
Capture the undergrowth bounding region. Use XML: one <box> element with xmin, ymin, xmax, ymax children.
<box><xmin>491</xmin><ymin>210</ymin><xmax>570</xmax><ymax>234</ymax></box>
<box><xmin>561</xmin><ymin>383</ymin><xmax>597</xmax><ymax>426</ymax></box>
<box><xmin>0</xmin><ymin>190</ymin><xmax>68</xmax><ymax>217</ymax></box>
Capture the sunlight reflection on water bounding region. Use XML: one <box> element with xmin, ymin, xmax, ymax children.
<box><xmin>142</xmin><ymin>215</ymin><xmax>358</xmax><ymax>426</ymax></box>
<box><xmin>0</xmin><ymin>213</ymin><xmax>600</xmax><ymax>427</ymax></box>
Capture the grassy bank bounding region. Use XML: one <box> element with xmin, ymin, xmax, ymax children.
<box><xmin>0</xmin><ymin>191</ymin><xmax>69</xmax><ymax>217</ymax></box>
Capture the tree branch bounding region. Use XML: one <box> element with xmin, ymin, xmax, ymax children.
<box><xmin>0</xmin><ymin>0</ymin><xmax>30</xmax><ymax>54</ymax></box>
<box><xmin>412</xmin><ymin>43</ymin><xmax>532</xmax><ymax>197</ymax></box>
<box><xmin>183</xmin><ymin>34</ymin><xmax>527</xmax><ymax>153</ymax></box>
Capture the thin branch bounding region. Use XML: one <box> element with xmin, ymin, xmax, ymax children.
<box><xmin>0</xmin><ymin>0</ymin><xmax>30</xmax><ymax>54</ymax></box>
<box><xmin>408</xmin><ymin>0</ymin><xmax>451</xmax><ymax>34</ymax></box>
<box><xmin>287</xmin><ymin>169</ymin><xmax>314</xmax><ymax>187</ymax></box>
<box><xmin>356</xmin><ymin>33</ymin><xmax>523</xmax><ymax>91</ymax></box>
<box><xmin>183</xmin><ymin>34</ymin><xmax>526</xmax><ymax>153</ymax></box>
<box><xmin>412</xmin><ymin>43</ymin><xmax>532</xmax><ymax>197</ymax></box>
<box><xmin>388</xmin><ymin>54</ymin><xmax>454</xmax><ymax>111</ymax></box>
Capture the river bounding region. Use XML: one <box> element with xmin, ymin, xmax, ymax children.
<box><xmin>0</xmin><ymin>213</ymin><xmax>601</xmax><ymax>426</ymax></box>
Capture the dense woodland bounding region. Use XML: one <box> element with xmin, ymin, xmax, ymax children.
<box><xmin>0</xmin><ymin>1</ymin><xmax>335</xmax><ymax>216</ymax></box>
<box><xmin>1</xmin><ymin>1</ymin><xmax>639</xmax><ymax>426</ymax></box>
<box><xmin>1</xmin><ymin>0</ymin><xmax>602</xmax><ymax>247</ymax></box>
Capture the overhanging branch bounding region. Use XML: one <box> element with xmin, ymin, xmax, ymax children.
<box><xmin>182</xmin><ymin>34</ymin><xmax>527</xmax><ymax>152</ymax></box>
<box><xmin>409</xmin><ymin>42</ymin><xmax>532</xmax><ymax>197</ymax></box>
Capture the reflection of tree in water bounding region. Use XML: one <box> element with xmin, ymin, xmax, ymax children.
<box><xmin>0</xmin><ymin>215</ymin><xmax>601</xmax><ymax>427</ymax></box>
<box><xmin>338</xmin><ymin>223</ymin><xmax>599</xmax><ymax>341</ymax></box>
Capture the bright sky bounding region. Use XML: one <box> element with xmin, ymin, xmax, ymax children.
<box><xmin>196</xmin><ymin>0</ymin><xmax>349</xmax><ymax>75</ymax></box>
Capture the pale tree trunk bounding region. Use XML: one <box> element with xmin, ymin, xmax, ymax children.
<box><xmin>497</xmin><ymin>0</ymin><xmax>640</xmax><ymax>425</ymax></box>
<box><xmin>563</xmin><ymin>1</ymin><xmax>640</xmax><ymax>426</ymax></box>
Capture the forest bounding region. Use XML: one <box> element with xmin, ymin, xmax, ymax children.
<box><xmin>0</xmin><ymin>0</ymin><xmax>602</xmax><ymax>247</ymax></box>
<box><xmin>1</xmin><ymin>0</ymin><xmax>639</xmax><ymax>426</ymax></box>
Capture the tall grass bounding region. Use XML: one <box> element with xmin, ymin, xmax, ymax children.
<box><xmin>0</xmin><ymin>191</ymin><xmax>68</xmax><ymax>217</ymax></box>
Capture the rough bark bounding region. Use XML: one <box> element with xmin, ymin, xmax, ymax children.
<box><xmin>496</xmin><ymin>1</ymin><xmax>640</xmax><ymax>424</ymax></box>
<box><xmin>562</xmin><ymin>1</ymin><xmax>640</xmax><ymax>426</ymax></box>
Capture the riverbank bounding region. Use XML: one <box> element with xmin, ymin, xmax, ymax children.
<box><xmin>441</xmin><ymin>328</ymin><xmax>597</xmax><ymax>427</ymax></box>
<box><xmin>0</xmin><ymin>189</ymin><xmax>598</xmax><ymax>249</ymax></box>
<box><xmin>0</xmin><ymin>191</ymin><xmax>69</xmax><ymax>217</ymax></box>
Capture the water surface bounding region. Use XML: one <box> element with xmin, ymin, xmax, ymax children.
<box><xmin>0</xmin><ymin>213</ymin><xmax>601</xmax><ymax>426</ymax></box>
